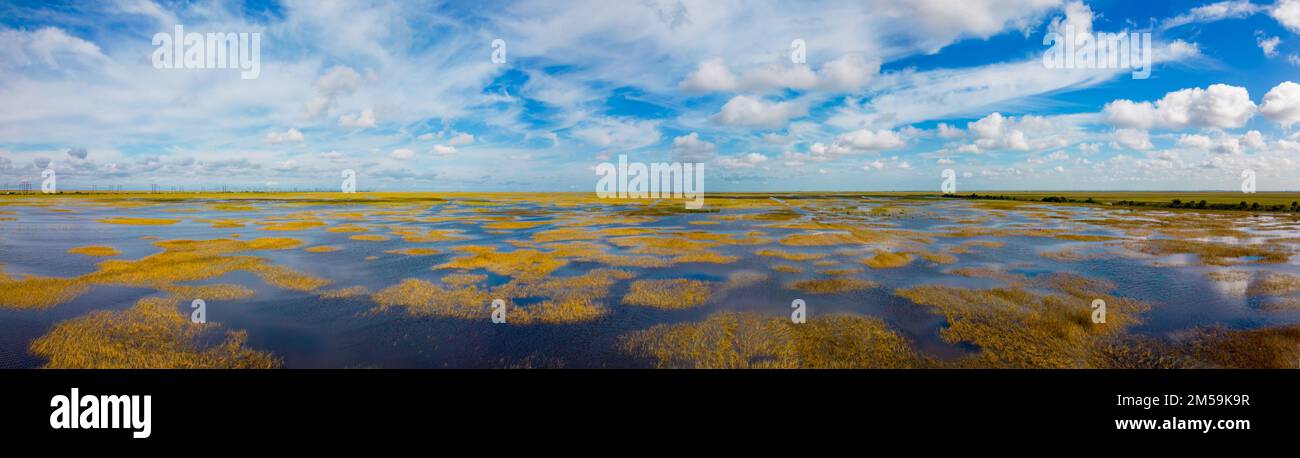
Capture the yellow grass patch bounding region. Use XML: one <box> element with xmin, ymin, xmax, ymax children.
<box><xmin>895</xmin><ymin>274</ymin><xmax>1149</xmax><ymax>368</ymax></box>
<box><xmin>437</xmin><ymin>245</ymin><xmax>567</xmax><ymax>281</ymax></box>
<box><xmin>259</xmin><ymin>220</ymin><xmax>327</xmax><ymax>231</ymax></box>
<box><xmin>319</xmin><ymin>285</ymin><xmax>370</xmax><ymax>299</ymax></box>
<box><xmin>622</xmin><ymin>279</ymin><xmax>713</xmax><ymax>309</ymax></box>
<box><xmin>384</xmin><ymin>247</ymin><xmax>442</xmax><ymax>256</ymax></box>
<box><xmin>305</xmin><ymin>245</ymin><xmax>342</xmax><ymax>253</ymax></box>
<box><xmin>785</xmin><ymin>277</ymin><xmax>878</xmax><ymax>294</ymax></box>
<box><xmin>29</xmin><ymin>296</ymin><xmax>280</xmax><ymax>369</ymax></box>
<box><xmin>619</xmin><ymin>312</ymin><xmax>919</xmax><ymax>368</ymax></box>
<box><xmin>98</xmin><ymin>217</ymin><xmax>181</xmax><ymax>226</ymax></box>
<box><xmin>862</xmin><ymin>251</ymin><xmax>914</xmax><ymax>269</ymax></box>
<box><xmin>754</xmin><ymin>249</ymin><xmax>828</xmax><ymax>261</ymax></box>
<box><xmin>67</xmin><ymin>245</ymin><xmax>120</xmax><ymax>257</ymax></box>
<box><xmin>1247</xmin><ymin>272</ymin><xmax>1300</xmax><ymax>296</ymax></box>
<box><xmin>349</xmin><ymin>234</ymin><xmax>390</xmax><ymax>242</ymax></box>
<box><xmin>771</xmin><ymin>264</ymin><xmax>803</xmax><ymax>273</ymax></box>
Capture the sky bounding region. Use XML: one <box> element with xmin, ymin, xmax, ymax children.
<box><xmin>3</xmin><ymin>0</ymin><xmax>1300</xmax><ymax>192</ymax></box>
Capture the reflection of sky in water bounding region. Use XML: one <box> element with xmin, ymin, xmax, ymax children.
<box><xmin>2</xmin><ymin>197</ymin><xmax>1300</xmax><ymax>368</ymax></box>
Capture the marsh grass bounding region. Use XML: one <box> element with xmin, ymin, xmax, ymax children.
<box><xmin>0</xmin><ymin>236</ymin><xmax>324</xmax><ymax>309</ymax></box>
<box><xmin>622</xmin><ymin>279</ymin><xmax>713</xmax><ymax>309</ymax></box>
<box><xmin>29</xmin><ymin>296</ymin><xmax>281</xmax><ymax>369</ymax></box>
<box><xmin>318</xmin><ymin>285</ymin><xmax>370</xmax><ymax>299</ymax></box>
<box><xmin>349</xmin><ymin>234</ymin><xmax>391</xmax><ymax>242</ymax></box>
<box><xmin>384</xmin><ymin>247</ymin><xmax>442</xmax><ymax>256</ymax></box>
<box><xmin>862</xmin><ymin>251</ymin><xmax>914</xmax><ymax>269</ymax></box>
<box><xmin>619</xmin><ymin>312</ymin><xmax>920</xmax><ymax>368</ymax></box>
<box><xmin>67</xmin><ymin>245</ymin><xmax>120</xmax><ymax>257</ymax></box>
<box><xmin>896</xmin><ymin>274</ymin><xmax>1149</xmax><ymax>368</ymax></box>
<box><xmin>305</xmin><ymin>245</ymin><xmax>342</xmax><ymax>253</ymax></box>
<box><xmin>259</xmin><ymin>220</ymin><xmax>327</xmax><ymax>231</ymax></box>
<box><xmin>1127</xmin><ymin>239</ymin><xmax>1292</xmax><ymax>265</ymax></box>
<box><xmin>98</xmin><ymin>217</ymin><xmax>181</xmax><ymax>226</ymax></box>
<box><xmin>1246</xmin><ymin>272</ymin><xmax>1300</xmax><ymax>296</ymax></box>
<box><xmin>785</xmin><ymin>277</ymin><xmax>878</xmax><ymax>294</ymax></box>
<box><xmin>437</xmin><ymin>245</ymin><xmax>567</xmax><ymax>281</ymax></box>
<box><xmin>754</xmin><ymin>249</ymin><xmax>828</xmax><ymax>261</ymax></box>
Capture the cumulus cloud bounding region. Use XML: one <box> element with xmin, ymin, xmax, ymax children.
<box><xmin>431</xmin><ymin>145</ymin><xmax>457</xmax><ymax>155</ymax></box>
<box><xmin>65</xmin><ymin>147</ymin><xmax>88</xmax><ymax>159</ymax></box>
<box><xmin>390</xmin><ymin>148</ymin><xmax>415</xmax><ymax>159</ymax></box>
<box><xmin>833</xmin><ymin>129</ymin><xmax>907</xmax><ymax>151</ymax></box>
<box><xmin>1273</xmin><ymin>0</ymin><xmax>1300</xmax><ymax>34</ymax></box>
<box><xmin>1110</xmin><ymin>129</ymin><xmax>1154</xmax><ymax>150</ymax></box>
<box><xmin>338</xmin><ymin>108</ymin><xmax>377</xmax><ymax>128</ymax></box>
<box><xmin>1260</xmin><ymin>81</ymin><xmax>1300</xmax><ymax>128</ymax></box>
<box><xmin>1258</xmin><ymin>34</ymin><xmax>1281</xmax><ymax>57</ymax></box>
<box><xmin>265</xmin><ymin>128</ymin><xmax>305</xmax><ymax>144</ymax></box>
<box><xmin>671</xmin><ymin>132</ymin><xmax>717</xmax><ymax>162</ymax></box>
<box><xmin>446</xmin><ymin>132</ymin><xmax>475</xmax><ymax>146</ymax></box>
<box><xmin>717</xmin><ymin>152</ymin><xmax>768</xmax><ymax>169</ymax></box>
<box><xmin>680</xmin><ymin>54</ymin><xmax>879</xmax><ymax>93</ymax></box>
<box><xmin>712</xmin><ymin>95</ymin><xmax>806</xmax><ymax>129</ymax></box>
<box><xmin>1104</xmin><ymin>84</ymin><xmax>1257</xmax><ymax>130</ymax></box>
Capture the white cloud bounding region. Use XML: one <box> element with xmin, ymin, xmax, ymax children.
<box><xmin>671</xmin><ymin>132</ymin><xmax>717</xmax><ymax>162</ymax></box>
<box><xmin>1273</xmin><ymin>0</ymin><xmax>1300</xmax><ymax>34</ymax></box>
<box><xmin>712</xmin><ymin>96</ymin><xmax>805</xmax><ymax>129</ymax></box>
<box><xmin>717</xmin><ymin>152</ymin><xmax>768</xmax><ymax>169</ymax></box>
<box><xmin>1110</xmin><ymin>129</ymin><xmax>1153</xmax><ymax>150</ymax></box>
<box><xmin>431</xmin><ymin>145</ymin><xmax>457</xmax><ymax>155</ymax></box>
<box><xmin>1260</xmin><ymin>81</ymin><xmax>1300</xmax><ymax>128</ymax></box>
<box><xmin>1258</xmin><ymin>34</ymin><xmax>1281</xmax><ymax>57</ymax></box>
<box><xmin>679</xmin><ymin>58</ymin><xmax>739</xmax><ymax>92</ymax></box>
<box><xmin>265</xmin><ymin>128</ymin><xmax>305</xmax><ymax>144</ymax></box>
<box><xmin>1161</xmin><ymin>1</ymin><xmax>1264</xmax><ymax>30</ymax></box>
<box><xmin>1104</xmin><ymin>84</ymin><xmax>1257</xmax><ymax>130</ymax></box>
<box><xmin>816</xmin><ymin>54</ymin><xmax>881</xmax><ymax>91</ymax></box>
<box><xmin>572</xmin><ymin>118</ymin><xmax>662</xmax><ymax>150</ymax></box>
<box><xmin>390</xmin><ymin>148</ymin><xmax>415</xmax><ymax>159</ymax></box>
<box><xmin>681</xmin><ymin>53</ymin><xmax>879</xmax><ymax>93</ymax></box>
<box><xmin>936</xmin><ymin>123</ymin><xmax>964</xmax><ymax>138</ymax></box>
<box><xmin>1047</xmin><ymin>1</ymin><xmax>1093</xmax><ymax>36</ymax></box>
<box><xmin>305</xmin><ymin>66</ymin><xmax>362</xmax><ymax>119</ymax></box>
<box><xmin>834</xmin><ymin>129</ymin><xmax>907</xmax><ymax>151</ymax></box>
<box><xmin>338</xmin><ymin>108</ymin><xmax>377</xmax><ymax>128</ymax></box>
<box><xmin>447</xmin><ymin>132</ymin><xmax>475</xmax><ymax>146</ymax></box>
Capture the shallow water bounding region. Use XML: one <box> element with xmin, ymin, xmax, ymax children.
<box><xmin>2</xmin><ymin>195</ymin><xmax>1299</xmax><ymax>368</ymax></box>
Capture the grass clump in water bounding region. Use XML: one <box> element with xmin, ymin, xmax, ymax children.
<box><xmin>29</xmin><ymin>296</ymin><xmax>281</xmax><ymax>369</ymax></box>
<box><xmin>67</xmin><ymin>245</ymin><xmax>120</xmax><ymax>257</ymax></box>
<box><xmin>98</xmin><ymin>217</ymin><xmax>181</xmax><ymax>226</ymax></box>
<box><xmin>785</xmin><ymin>277</ymin><xmax>877</xmax><ymax>294</ymax></box>
<box><xmin>862</xmin><ymin>251</ymin><xmax>914</xmax><ymax>269</ymax></box>
<box><xmin>622</xmin><ymin>279</ymin><xmax>713</xmax><ymax>309</ymax></box>
<box><xmin>619</xmin><ymin>312</ymin><xmax>920</xmax><ymax>368</ymax></box>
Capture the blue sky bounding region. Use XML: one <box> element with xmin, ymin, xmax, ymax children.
<box><xmin>3</xmin><ymin>0</ymin><xmax>1300</xmax><ymax>191</ymax></box>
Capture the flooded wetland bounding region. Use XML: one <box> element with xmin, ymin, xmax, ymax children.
<box><xmin>2</xmin><ymin>192</ymin><xmax>1300</xmax><ymax>369</ymax></box>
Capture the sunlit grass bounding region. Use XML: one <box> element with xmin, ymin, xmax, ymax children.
<box><xmin>384</xmin><ymin>247</ymin><xmax>441</xmax><ymax>256</ymax></box>
<box><xmin>29</xmin><ymin>296</ymin><xmax>281</xmax><ymax>369</ymax></box>
<box><xmin>305</xmin><ymin>245</ymin><xmax>341</xmax><ymax>253</ymax></box>
<box><xmin>785</xmin><ymin>277</ymin><xmax>878</xmax><ymax>294</ymax></box>
<box><xmin>862</xmin><ymin>251</ymin><xmax>914</xmax><ymax>269</ymax></box>
<box><xmin>98</xmin><ymin>217</ymin><xmax>181</xmax><ymax>226</ymax></box>
<box><xmin>622</xmin><ymin>279</ymin><xmax>713</xmax><ymax>309</ymax></box>
<box><xmin>619</xmin><ymin>312</ymin><xmax>920</xmax><ymax>368</ymax></box>
<box><xmin>67</xmin><ymin>245</ymin><xmax>120</xmax><ymax>257</ymax></box>
<box><xmin>437</xmin><ymin>245</ymin><xmax>567</xmax><ymax>281</ymax></box>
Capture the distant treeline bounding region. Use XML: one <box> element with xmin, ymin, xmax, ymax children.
<box><xmin>942</xmin><ymin>193</ymin><xmax>1300</xmax><ymax>213</ymax></box>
